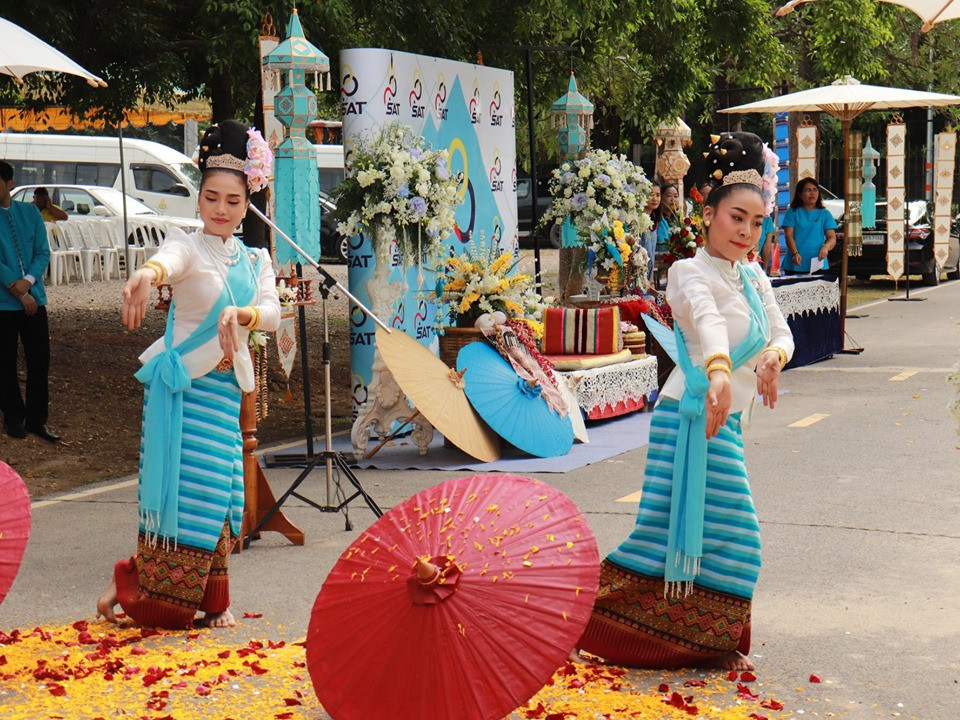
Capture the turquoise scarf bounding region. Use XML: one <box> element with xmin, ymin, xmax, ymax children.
<box><xmin>135</xmin><ymin>250</ymin><xmax>257</xmax><ymax>543</ymax></box>
<box><xmin>643</xmin><ymin>263</ymin><xmax>769</xmax><ymax>596</ymax></box>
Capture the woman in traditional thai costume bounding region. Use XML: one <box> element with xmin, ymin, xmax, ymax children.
<box><xmin>577</xmin><ymin>132</ymin><xmax>793</xmax><ymax>671</ymax></box>
<box><xmin>97</xmin><ymin>120</ymin><xmax>280</xmax><ymax>629</ymax></box>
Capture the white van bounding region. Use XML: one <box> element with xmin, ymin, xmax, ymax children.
<box><xmin>0</xmin><ymin>133</ymin><xmax>200</xmax><ymax>218</ymax></box>
<box><xmin>315</xmin><ymin>143</ymin><xmax>345</xmax><ymax>194</ymax></box>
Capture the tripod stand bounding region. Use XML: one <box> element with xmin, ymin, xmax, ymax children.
<box><xmin>245</xmin><ymin>206</ymin><xmax>386</xmax><ymax>537</ymax></box>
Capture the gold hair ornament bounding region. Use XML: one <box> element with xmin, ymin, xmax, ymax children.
<box><xmin>722</xmin><ymin>169</ymin><xmax>763</xmax><ymax>190</ymax></box>
<box><xmin>205</xmin><ymin>154</ymin><xmax>246</xmax><ymax>172</ymax></box>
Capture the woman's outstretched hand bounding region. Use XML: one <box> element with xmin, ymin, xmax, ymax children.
<box><xmin>705</xmin><ymin>371</ymin><xmax>732</xmax><ymax>439</ymax></box>
<box><xmin>757</xmin><ymin>350</ymin><xmax>782</xmax><ymax>409</ymax></box>
<box><xmin>218</xmin><ymin>306</ymin><xmax>241</xmax><ymax>360</ymax></box>
<box><xmin>122</xmin><ymin>269</ymin><xmax>154</xmax><ymax>329</ymax></box>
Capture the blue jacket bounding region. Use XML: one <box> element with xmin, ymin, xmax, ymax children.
<box><xmin>0</xmin><ymin>201</ymin><xmax>49</xmax><ymax>310</ymax></box>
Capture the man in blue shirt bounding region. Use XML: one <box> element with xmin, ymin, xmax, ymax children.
<box><xmin>0</xmin><ymin>161</ymin><xmax>59</xmax><ymax>442</ymax></box>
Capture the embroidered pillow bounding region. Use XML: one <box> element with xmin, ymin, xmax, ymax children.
<box><xmin>542</xmin><ymin>307</ymin><xmax>622</xmax><ymax>355</ymax></box>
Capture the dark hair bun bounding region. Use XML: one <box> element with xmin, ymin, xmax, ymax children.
<box><xmin>198</xmin><ymin>119</ymin><xmax>249</xmax><ymax>170</ymax></box>
<box><xmin>703</xmin><ymin>131</ymin><xmax>764</xmax><ymax>185</ymax></box>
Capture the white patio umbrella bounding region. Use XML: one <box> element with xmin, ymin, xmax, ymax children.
<box><xmin>776</xmin><ymin>0</ymin><xmax>960</xmax><ymax>31</ymax></box>
<box><xmin>0</xmin><ymin>17</ymin><xmax>106</xmax><ymax>86</ymax></box>
<box><xmin>721</xmin><ymin>75</ymin><xmax>960</xmax><ymax>347</ymax></box>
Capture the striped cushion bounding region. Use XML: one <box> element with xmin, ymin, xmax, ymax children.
<box><xmin>542</xmin><ymin>306</ymin><xmax>622</xmax><ymax>355</ymax></box>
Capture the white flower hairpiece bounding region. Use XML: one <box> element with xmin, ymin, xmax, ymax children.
<box><xmin>244</xmin><ymin>128</ymin><xmax>273</xmax><ymax>194</ymax></box>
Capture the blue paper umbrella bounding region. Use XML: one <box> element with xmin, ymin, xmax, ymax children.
<box><xmin>457</xmin><ymin>342</ymin><xmax>574</xmax><ymax>458</ymax></box>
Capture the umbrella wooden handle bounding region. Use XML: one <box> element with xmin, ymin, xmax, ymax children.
<box><xmin>364</xmin><ymin>409</ymin><xmax>422</xmax><ymax>460</ymax></box>
<box><xmin>416</xmin><ymin>557</ymin><xmax>441</xmax><ymax>585</ymax></box>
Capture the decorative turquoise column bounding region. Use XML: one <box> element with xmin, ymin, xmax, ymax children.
<box><xmin>549</xmin><ymin>72</ymin><xmax>594</xmax><ymax>247</ymax></box>
<box><xmin>861</xmin><ymin>137</ymin><xmax>881</xmax><ymax>230</ymax></box>
<box><xmin>262</xmin><ymin>9</ymin><xmax>329</xmax><ymax>265</ymax></box>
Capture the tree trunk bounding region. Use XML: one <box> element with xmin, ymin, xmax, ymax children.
<box><xmin>210</xmin><ymin>69</ymin><xmax>236</xmax><ymax>123</ymax></box>
<box><xmin>558</xmin><ymin>247</ymin><xmax>586</xmax><ymax>304</ymax></box>
<box><xmin>243</xmin><ymin>89</ymin><xmax>269</xmax><ymax>251</ymax></box>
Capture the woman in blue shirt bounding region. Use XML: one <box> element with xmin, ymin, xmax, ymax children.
<box><xmin>781</xmin><ymin>178</ymin><xmax>837</xmax><ymax>274</ymax></box>
<box><xmin>758</xmin><ymin>215</ymin><xmax>776</xmax><ymax>275</ymax></box>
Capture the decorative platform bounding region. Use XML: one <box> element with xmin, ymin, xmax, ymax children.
<box><xmin>557</xmin><ymin>354</ymin><xmax>658</xmax><ymax>420</ymax></box>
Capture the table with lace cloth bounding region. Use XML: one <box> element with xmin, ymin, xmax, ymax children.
<box><xmin>556</xmin><ymin>355</ymin><xmax>658</xmax><ymax>420</ymax></box>
<box><xmin>771</xmin><ymin>274</ymin><xmax>842</xmax><ymax>368</ymax></box>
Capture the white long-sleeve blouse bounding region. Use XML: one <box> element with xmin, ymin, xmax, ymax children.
<box><xmin>660</xmin><ymin>251</ymin><xmax>795</xmax><ymax>416</ymax></box>
<box><xmin>138</xmin><ymin>227</ymin><xmax>281</xmax><ymax>392</ymax></box>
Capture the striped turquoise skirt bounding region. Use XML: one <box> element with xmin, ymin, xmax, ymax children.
<box><xmin>137</xmin><ymin>369</ymin><xmax>245</xmax><ymax>552</ymax></box>
<box><xmin>578</xmin><ymin>399</ymin><xmax>760</xmax><ymax>667</ymax></box>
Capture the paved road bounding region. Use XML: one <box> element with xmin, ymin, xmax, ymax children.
<box><xmin>3</xmin><ymin>279</ymin><xmax>959</xmax><ymax>718</ymax></box>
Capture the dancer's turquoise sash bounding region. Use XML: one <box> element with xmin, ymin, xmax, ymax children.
<box><xmin>642</xmin><ymin>264</ymin><xmax>769</xmax><ymax>592</ymax></box>
<box><xmin>135</xmin><ymin>251</ymin><xmax>257</xmax><ymax>542</ymax></box>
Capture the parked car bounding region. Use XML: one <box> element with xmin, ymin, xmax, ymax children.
<box><xmin>828</xmin><ymin>200</ymin><xmax>960</xmax><ymax>285</ymax></box>
<box><xmin>11</xmin><ymin>184</ymin><xmax>201</xmax><ymax>240</ymax></box>
<box><xmin>818</xmin><ymin>185</ymin><xmax>845</xmax><ymax>221</ymax></box>
<box><xmin>2</xmin><ymin>133</ymin><xmax>200</xmax><ymax>218</ymax></box>
<box><xmin>517</xmin><ymin>176</ymin><xmax>561</xmax><ymax>248</ymax></box>
<box><xmin>319</xmin><ymin>190</ymin><xmax>348</xmax><ymax>262</ymax></box>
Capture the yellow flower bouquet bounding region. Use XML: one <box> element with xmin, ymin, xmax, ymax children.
<box><xmin>432</xmin><ymin>241</ymin><xmax>549</xmax><ymax>328</ymax></box>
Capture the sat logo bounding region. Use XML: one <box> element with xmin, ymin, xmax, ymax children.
<box><xmin>350</xmin><ymin>305</ymin><xmax>375</xmax><ymax>346</ymax></box>
<box><xmin>383</xmin><ymin>62</ymin><xmax>400</xmax><ymax>116</ymax></box>
<box><xmin>489</xmin><ymin>150</ymin><xmax>504</xmax><ymax>193</ymax></box>
<box><xmin>488</xmin><ymin>85</ymin><xmax>503</xmax><ymax>127</ymax></box>
<box><xmin>434</xmin><ymin>75</ymin><xmax>448</xmax><ymax>121</ymax></box>
<box><xmin>409</xmin><ymin>71</ymin><xmax>425</xmax><ymax>119</ymax></box>
<box><xmin>341</xmin><ymin>65</ymin><xmax>366</xmax><ymax>116</ymax></box>
<box><xmin>414</xmin><ymin>300</ymin><xmax>432</xmax><ymax>340</ymax></box>
<box><xmin>469</xmin><ymin>81</ymin><xmax>482</xmax><ymax>125</ymax></box>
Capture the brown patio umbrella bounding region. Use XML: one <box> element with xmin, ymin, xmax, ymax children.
<box><xmin>720</xmin><ymin>76</ymin><xmax>960</xmax><ymax>347</ymax></box>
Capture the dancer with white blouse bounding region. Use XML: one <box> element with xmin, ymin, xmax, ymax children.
<box><xmin>577</xmin><ymin>132</ymin><xmax>793</xmax><ymax>671</ymax></box>
<box><xmin>97</xmin><ymin>120</ymin><xmax>280</xmax><ymax>629</ymax></box>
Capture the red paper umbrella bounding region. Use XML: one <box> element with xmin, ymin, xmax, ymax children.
<box><xmin>307</xmin><ymin>473</ymin><xmax>600</xmax><ymax>720</ymax></box>
<box><xmin>0</xmin><ymin>462</ymin><xmax>32</xmax><ymax>605</ymax></box>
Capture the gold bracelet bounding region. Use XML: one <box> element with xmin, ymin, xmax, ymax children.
<box><xmin>703</xmin><ymin>352</ymin><xmax>732</xmax><ymax>369</ymax></box>
<box><xmin>762</xmin><ymin>345</ymin><xmax>788</xmax><ymax>369</ymax></box>
<box><xmin>141</xmin><ymin>260</ymin><xmax>167</xmax><ymax>285</ymax></box>
<box><xmin>705</xmin><ymin>363</ymin><xmax>732</xmax><ymax>376</ymax></box>
<box><xmin>240</xmin><ymin>306</ymin><xmax>261</xmax><ymax>331</ymax></box>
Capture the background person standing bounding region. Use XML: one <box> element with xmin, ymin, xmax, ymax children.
<box><xmin>780</xmin><ymin>178</ymin><xmax>837</xmax><ymax>274</ymax></box>
<box><xmin>32</xmin><ymin>187</ymin><xmax>69</xmax><ymax>222</ymax></box>
<box><xmin>0</xmin><ymin>161</ymin><xmax>59</xmax><ymax>442</ymax></box>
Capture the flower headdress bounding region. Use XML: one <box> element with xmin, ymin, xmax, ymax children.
<box><xmin>199</xmin><ymin>121</ymin><xmax>273</xmax><ymax>194</ymax></box>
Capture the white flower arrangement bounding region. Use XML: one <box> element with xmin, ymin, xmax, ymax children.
<box><xmin>276</xmin><ymin>279</ymin><xmax>298</xmax><ymax>307</ymax></box>
<box><xmin>332</xmin><ymin>122</ymin><xmax>463</xmax><ymax>264</ymax></box>
<box><xmin>540</xmin><ymin>149</ymin><xmax>654</xmax><ymax>240</ymax></box>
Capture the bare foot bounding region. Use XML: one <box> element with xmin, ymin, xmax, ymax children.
<box><xmin>197</xmin><ymin>609</ymin><xmax>236</xmax><ymax>628</ymax></box>
<box><xmin>96</xmin><ymin>580</ymin><xmax>118</xmax><ymax>624</ymax></box>
<box><xmin>567</xmin><ymin>649</ymin><xmax>586</xmax><ymax>664</ymax></box>
<box><xmin>700</xmin><ymin>651</ymin><xmax>756</xmax><ymax>671</ymax></box>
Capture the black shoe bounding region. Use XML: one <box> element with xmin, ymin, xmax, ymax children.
<box><xmin>5</xmin><ymin>423</ymin><xmax>26</xmax><ymax>439</ymax></box>
<box><xmin>26</xmin><ymin>424</ymin><xmax>60</xmax><ymax>443</ymax></box>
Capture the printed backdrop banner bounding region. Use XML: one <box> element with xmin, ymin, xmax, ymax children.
<box><xmin>341</xmin><ymin>48</ymin><xmax>516</xmax><ymax>414</ymax></box>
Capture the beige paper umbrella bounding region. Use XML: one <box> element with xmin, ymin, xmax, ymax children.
<box><xmin>375</xmin><ymin>327</ymin><xmax>500</xmax><ymax>462</ymax></box>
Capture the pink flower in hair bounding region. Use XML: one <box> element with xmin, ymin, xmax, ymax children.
<box><xmin>245</xmin><ymin>128</ymin><xmax>274</xmax><ymax>193</ymax></box>
<box><xmin>761</xmin><ymin>143</ymin><xmax>779</xmax><ymax>216</ymax></box>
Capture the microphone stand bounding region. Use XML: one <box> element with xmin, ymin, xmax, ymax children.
<box><xmin>247</xmin><ymin>204</ymin><xmax>386</xmax><ymax>532</ymax></box>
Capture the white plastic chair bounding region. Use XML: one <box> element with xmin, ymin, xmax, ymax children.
<box><xmin>74</xmin><ymin>221</ymin><xmax>106</xmax><ymax>281</ymax></box>
<box><xmin>122</xmin><ymin>220</ymin><xmax>147</xmax><ymax>273</ymax></box>
<box><xmin>48</xmin><ymin>222</ymin><xmax>85</xmax><ymax>283</ymax></box>
<box><xmin>44</xmin><ymin>223</ymin><xmax>66</xmax><ymax>286</ymax></box>
<box><xmin>91</xmin><ymin>220</ymin><xmax>121</xmax><ymax>280</ymax></box>
<box><xmin>136</xmin><ymin>219</ymin><xmax>166</xmax><ymax>260</ymax></box>
<box><xmin>57</xmin><ymin>221</ymin><xmax>95</xmax><ymax>282</ymax></box>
